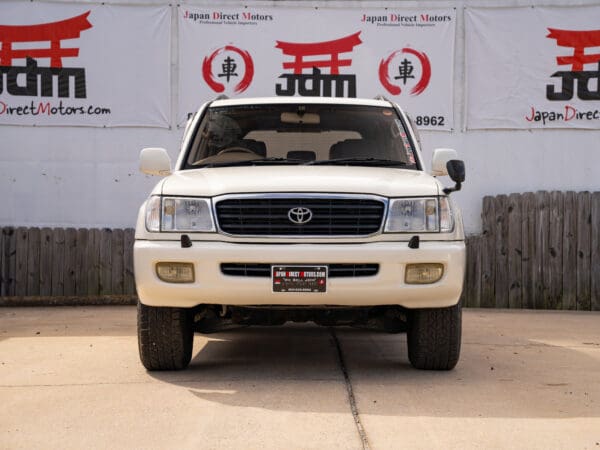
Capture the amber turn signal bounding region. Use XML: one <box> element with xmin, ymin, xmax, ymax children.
<box><xmin>156</xmin><ymin>262</ymin><xmax>195</xmax><ymax>283</ymax></box>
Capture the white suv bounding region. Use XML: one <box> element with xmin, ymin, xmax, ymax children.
<box><xmin>134</xmin><ymin>97</ymin><xmax>466</xmax><ymax>371</ymax></box>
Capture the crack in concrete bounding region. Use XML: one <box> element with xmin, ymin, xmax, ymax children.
<box><xmin>330</xmin><ymin>327</ymin><xmax>370</xmax><ymax>450</ymax></box>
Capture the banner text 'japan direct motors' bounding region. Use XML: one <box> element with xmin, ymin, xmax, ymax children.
<box><xmin>0</xmin><ymin>2</ymin><xmax>170</xmax><ymax>127</ymax></box>
<box><xmin>179</xmin><ymin>7</ymin><xmax>455</xmax><ymax>130</ymax></box>
<box><xmin>466</xmin><ymin>6</ymin><xmax>600</xmax><ymax>130</ymax></box>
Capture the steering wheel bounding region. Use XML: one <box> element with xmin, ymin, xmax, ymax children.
<box><xmin>217</xmin><ymin>147</ymin><xmax>257</xmax><ymax>155</ymax></box>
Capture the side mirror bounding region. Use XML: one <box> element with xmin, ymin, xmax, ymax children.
<box><xmin>443</xmin><ymin>160</ymin><xmax>466</xmax><ymax>195</ymax></box>
<box><xmin>447</xmin><ymin>160</ymin><xmax>465</xmax><ymax>183</ymax></box>
<box><xmin>431</xmin><ymin>148</ymin><xmax>458</xmax><ymax>176</ymax></box>
<box><xmin>140</xmin><ymin>147</ymin><xmax>171</xmax><ymax>176</ymax></box>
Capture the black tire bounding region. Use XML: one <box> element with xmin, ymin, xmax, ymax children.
<box><xmin>137</xmin><ymin>302</ymin><xmax>194</xmax><ymax>371</ymax></box>
<box><xmin>407</xmin><ymin>303</ymin><xmax>462</xmax><ymax>370</ymax></box>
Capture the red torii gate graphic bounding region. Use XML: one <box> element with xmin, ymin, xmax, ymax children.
<box><xmin>0</xmin><ymin>12</ymin><xmax>92</xmax><ymax>68</ymax></box>
<box><xmin>546</xmin><ymin>28</ymin><xmax>600</xmax><ymax>101</ymax></box>
<box><xmin>275</xmin><ymin>32</ymin><xmax>362</xmax><ymax>75</ymax></box>
<box><xmin>547</xmin><ymin>28</ymin><xmax>600</xmax><ymax>71</ymax></box>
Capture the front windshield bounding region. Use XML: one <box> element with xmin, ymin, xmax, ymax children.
<box><xmin>184</xmin><ymin>104</ymin><xmax>419</xmax><ymax>169</ymax></box>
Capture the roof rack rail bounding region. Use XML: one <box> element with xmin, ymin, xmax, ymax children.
<box><xmin>373</xmin><ymin>95</ymin><xmax>390</xmax><ymax>102</ymax></box>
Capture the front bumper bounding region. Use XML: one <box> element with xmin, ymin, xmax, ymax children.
<box><xmin>134</xmin><ymin>240</ymin><xmax>465</xmax><ymax>309</ymax></box>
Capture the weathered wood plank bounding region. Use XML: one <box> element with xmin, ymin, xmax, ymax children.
<box><xmin>480</xmin><ymin>197</ymin><xmax>496</xmax><ymax>308</ymax></box>
<box><xmin>76</xmin><ymin>228</ymin><xmax>89</xmax><ymax>297</ymax></box>
<box><xmin>520</xmin><ymin>192</ymin><xmax>534</xmax><ymax>309</ymax></box>
<box><xmin>465</xmin><ymin>235</ymin><xmax>482</xmax><ymax>308</ymax></box>
<box><xmin>534</xmin><ymin>192</ymin><xmax>549</xmax><ymax>310</ymax></box>
<box><xmin>0</xmin><ymin>228</ymin><xmax>4</xmax><ymax>296</ymax></box>
<box><xmin>462</xmin><ymin>236</ymin><xmax>471</xmax><ymax>307</ymax></box>
<box><xmin>460</xmin><ymin>236</ymin><xmax>475</xmax><ymax>307</ymax></box>
<box><xmin>99</xmin><ymin>229</ymin><xmax>112</xmax><ymax>295</ymax></box>
<box><xmin>123</xmin><ymin>228</ymin><xmax>136</xmax><ymax>295</ymax></box>
<box><xmin>473</xmin><ymin>235</ymin><xmax>482</xmax><ymax>308</ymax></box>
<box><xmin>591</xmin><ymin>192</ymin><xmax>600</xmax><ymax>312</ymax></box>
<box><xmin>507</xmin><ymin>193</ymin><xmax>522</xmax><ymax>309</ymax></box>
<box><xmin>62</xmin><ymin>228</ymin><xmax>78</xmax><ymax>296</ymax></box>
<box><xmin>26</xmin><ymin>228</ymin><xmax>40</xmax><ymax>296</ymax></box>
<box><xmin>547</xmin><ymin>192</ymin><xmax>564</xmax><ymax>309</ymax></box>
<box><xmin>39</xmin><ymin>227</ymin><xmax>53</xmax><ymax>296</ymax></box>
<box><xmin>27</xmin><ymin>227</ymin><xmax>40</xmax><ymax>297</ymax></box>
<box><xmin>87</xmin><ymin>229</ymin><xmax>100</xmax><ymax>296</ymax></box>
<box><xmin>51</xmin><ymin>228</ymin><xmax>65</xmax><ymax>296</ymax></box>
<box><xmin>540</xmin><ymin>192</ymin><xmax>552</xmax><ymax>306</ymax></box>
<box><xmin>576</xmin><ymin>192</ymin><xmax>592</xmax><ymax>311</ymax></box>
<box><xmin>562</xmin><ymin>191</ymin><xmax>577</xmax><ymax>310</ymax></box>
<box><xmin>111</xmin><ymin>229</ymin><xmax>125</xmax><ymax>295</ymax></box>
<box><xmin>494</xmin><ymin>195</ymin><xmax>509</xmax><ymax>308</ymax></box>
<box><xmin>4</xmin><ymin>227</ymin><xmax>17</xmax><ymax>296</ymax></box>
<box><xmin>15</xmin><ymin>227</ymin><xmax>29</xmax><ymax>296</ymax></box>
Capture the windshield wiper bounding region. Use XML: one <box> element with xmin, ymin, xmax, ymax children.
<box><xmin>251</xmin><ymin>157</ymin><xmax>305</xmax><ymax>164</ymax></box>
<box><xmin>305</xmin><ymin>158</ymin><xmax>408</xmax><ymax>167</ymax></box>
<box><xmin>195</xmin><ymin>157</ymin><xmax>304</xmax><ymax>168</ymax></box>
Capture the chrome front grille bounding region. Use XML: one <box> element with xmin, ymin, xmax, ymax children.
<box><xmin>214</xmin><ymin>195</ymin><xmax>386</xmax><ymax>236</ymax></box>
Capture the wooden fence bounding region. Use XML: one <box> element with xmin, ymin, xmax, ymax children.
<box><xmin>0</xmin><ymin>227</ymin><xmax>135</xmax><ymax>298</ymax></box>
<box><xmin>461</xmin><ymin>191</ymin><xmax>600</xmax><ymax>311</ymax></box>
<box><xmin>1</xmin><ymin>191</ymin><xmax>599</xmax><ymax>310</ymax></box>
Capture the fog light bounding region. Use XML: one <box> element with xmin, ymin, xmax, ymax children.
<box><xmin>156</xmin><ymin>262</ymin><xmax>195</xmax><ymax>283</ymax></box>
<box><xmin>405</xmin><ymin>263</ymin><xmax>444</xmax><ymax>284</ymax></box>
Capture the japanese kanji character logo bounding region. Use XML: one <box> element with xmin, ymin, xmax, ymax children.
<box><xmin>202</xmin><ymin>45</ymin><xmax>254</xmax><ymax>94</ymax></box>
<box><xmin>378</xmin><ymin>48</ymin><xmax>431</xmax><ymax>97</ymax></box>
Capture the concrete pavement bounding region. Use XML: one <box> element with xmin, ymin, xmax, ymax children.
<box><xmin>0</xmin><ymin>307</ymin><xmax>599</xmax><ymax>449</ymax></box>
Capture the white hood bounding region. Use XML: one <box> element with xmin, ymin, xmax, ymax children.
<box><xmin>159</xmin><ymin>166</ymin><xmax>441</xmax><ymax>197</ymax></box>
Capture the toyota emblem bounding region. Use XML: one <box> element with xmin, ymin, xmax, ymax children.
<box><xmin>288</xmin><ymin>207</ymin><xmax>313</xmax><ymax>225</ymax></box>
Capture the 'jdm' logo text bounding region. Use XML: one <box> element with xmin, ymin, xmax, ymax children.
<box><xmin>0</xmin><ymin>12</ymin><xmax>92</xmax><ymax>99</ymax></box>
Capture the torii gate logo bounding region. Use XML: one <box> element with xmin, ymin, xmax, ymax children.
<box><xmin>275</xmin><ymin>32</ymin><xmax>362</xmax><ymax>97</ymax></box>
<box><xmin>546</xmin><ymin>28</ymin><xmax>600</xmax><ymax>101</ymax></box>
<box><xmin>0</xmin><ymin>12</ymin><xmax>92</xmax><ymax>99</ymax></box>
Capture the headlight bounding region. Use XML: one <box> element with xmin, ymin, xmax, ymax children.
<box><xmin>385</xmin><ymin>197</ymin><xmax>454</xmax><ymax>233</ymax></box>
<box><xmin>145</xmin><ymin>196</ymin><xmax>215</xmax><ymax>232</ymax></box>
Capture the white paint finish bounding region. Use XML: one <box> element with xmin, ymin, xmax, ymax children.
<box><xmin>140</xmin><ymin>148</ymin><xmax>172</xmax><ymax>176</ymax></box>
<box><xmin>2</xmin><ymin>0</ymin><xmax>600</xmax><ymax>233</ymax></box>
<box><xmin>212</xmin><ymin>96</ymin><xmax>391</xmax><ymax>108</ymax></box>
<box><xmin>161</xmin><ymin>166</ymin><xmax>442</xmax><ymax>197</ymax></box>
<box><xmin>134</xmin><ymin>240</ymin><xmax>466</xmax><ymax>308</ymax></box>
<box><xmin>431</xmin><ymin>148</ymin><xmax>457</xmax><ymax>176</ymax></box>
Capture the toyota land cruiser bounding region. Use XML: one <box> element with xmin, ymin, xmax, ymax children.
<box><xmin>134</xmin><ymin>97</ymin><xmax>466</xmax><ymax>371</ymax></box>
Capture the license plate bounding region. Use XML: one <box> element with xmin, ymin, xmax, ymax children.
<box><xmin>272</xmin><ymin>265</ymin><xmax>327</xmax><ymax>293</ymax></box>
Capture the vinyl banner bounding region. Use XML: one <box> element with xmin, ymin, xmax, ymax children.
<box><xmin>466</xmin><ymin>6</ymin><xmax>600</xmax><ymax>129</ymax></box>
<box><xmin>0</xmin><ymin>2</ymin><xmax>170</xmax><ymax>127</ymax></box>
<box><xmin>178</xmin><ymin>6</ymin><xmax>455</xmax><ymax>130</ymax></box>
